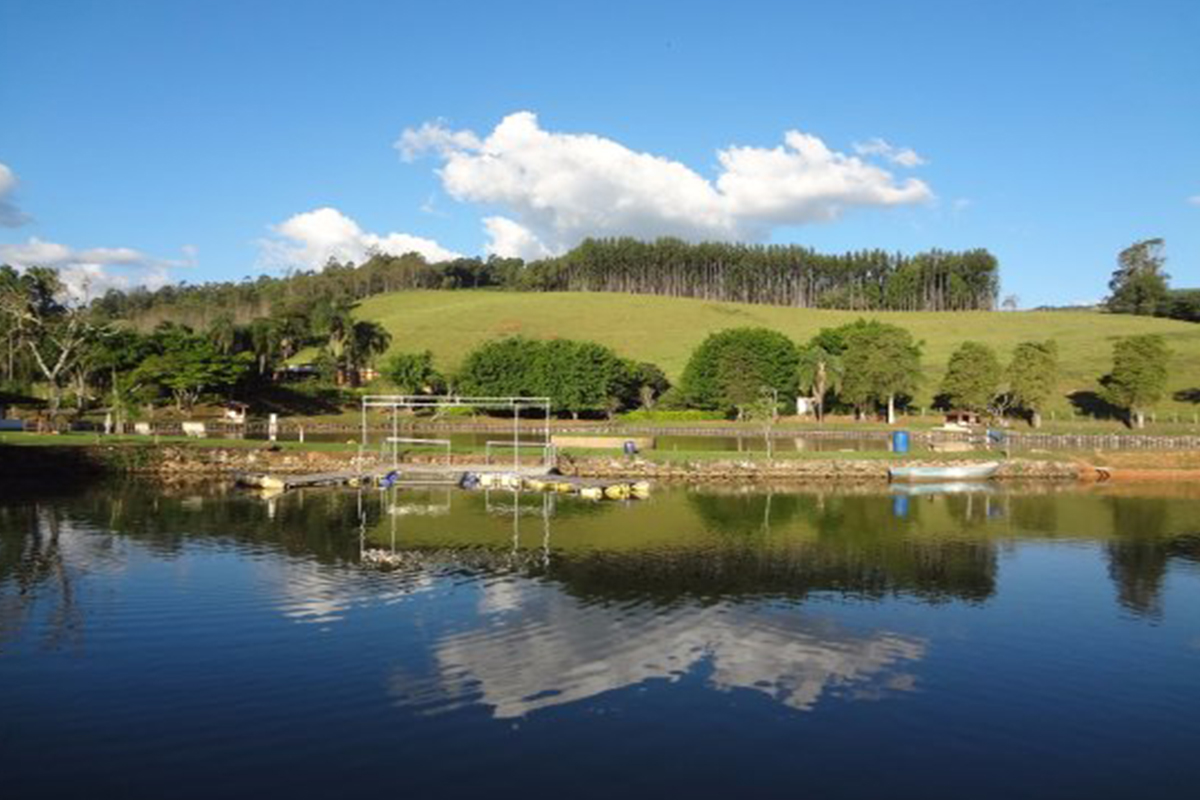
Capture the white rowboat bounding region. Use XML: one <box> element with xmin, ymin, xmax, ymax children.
<box><xmin>888</xmin><ymin>462</ymin><xmax>1001</xmax><ymax>483</ymax></box>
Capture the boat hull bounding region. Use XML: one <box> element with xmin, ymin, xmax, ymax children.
<box><xmin>888</xmin><ymin>462</ymin><xmax>1000</xmax><ymax>483</ymax></box>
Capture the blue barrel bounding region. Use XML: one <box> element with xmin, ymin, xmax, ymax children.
<box><xmin>892</xmin><ymin>430</ymin><xmax>910</xmax><ymax>454</ymax></box>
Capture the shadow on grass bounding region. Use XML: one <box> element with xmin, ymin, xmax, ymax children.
<box><xmin>1068</xmin><ymin>390</ymin><xmax>1127</xmax><ymax>422</ymax></box>
<box><xmin>248</xmin><ymin>384</ymin><xmax>344</xmax><ymax>416</ymax></box>
<box><xmin>1174</xmin><ymin>388</ymin><xmax>1200</xmax><ymax>404</ymax></box>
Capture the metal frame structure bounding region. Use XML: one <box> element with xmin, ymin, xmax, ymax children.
<box><xmin>383</xmin><ymin>436</ymin><xmax>452</xmax><ymax>469</ymax></box>
<box><xmin>483</xmin><ymin>439</ymin><xmax>557</xmax><ymax>467</ymax></box>
<box><xmin>360</xmin><ymin>395</ymin><xmax>554</xmax><ymax>471</ymax></box>
<box><xmin>359</xmin><ymin>484</ymin><xmax>554</xmax><ymax>571</ymax></box>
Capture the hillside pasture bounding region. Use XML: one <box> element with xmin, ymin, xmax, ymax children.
<box><xmin>353</xmin><ymin>290</ymin><xmax>1200</xmax><ymax>414</ymax></box>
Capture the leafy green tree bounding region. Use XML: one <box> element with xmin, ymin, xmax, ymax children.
<box><xmin>838</xmin><ymin>320</ymin><xmax>922</xmax><ymax>424</ymax></box>
<box><xmin>809</xmin><ymin>325</ymin><xmax>851</xmax><ymax>356</ymax></box>
<box><xmin>538</xmin><ymin>339</ymin><xmax>627</xmax><ymax>418</ymax></box>
<box><xmin>383</xmin><ymin>350</ymin><xmax>443</xmax><ymax>394</ymax></box>
<box><xmin>940</xmin><ymin>341</ymin><xmax>1001</xmax><ymax>415</ymax></box>
<box><xmin>0</xmin><ymin>266</ymin><xmax>29</xmax><ymax>385</ymax></box>
<box><xmin>1164</xmin><ymin>289</ymin><xmax>1200</xmax><ymax>323</ymax></box>
<box><xmin>134</xmin><ymin>328</ymin><xmax>252</xmax><ymax>411</ymax></box>
<box><xmin>628</xmin><ymin>361</ymin><xmax>670</xmax><ymax>409</ymax></box>
<box><xmin>1102</xmin><ymin>334</ymin><xmax>1170</xmax><ymax>429</ymax></box>
<box><xmin>679</xmin><ymin>327</ymin><xmax>798</xmax><ymax>418</ymax></box>
<box><xmin>1107</xmin><ymin>238</ymin><xmax>1170</xmax><ymax>316</ymax></box>
<box><xmin>456</xmin><ymin>337</ymin><xmax>543</xmax><ymax>397</ymax></box>
<box><xmin>456</xmin><ymin>337</ymin><xmax>662</xmax><ymax>418</ymax></box>
<box><xmin>796</xmin><ymin>342</ymin><xmax>843</xmax><ymax>422</ymax></box>
<box><xmin>0</xmin><ymin>266</ymin><xmax>104</xmax><ymax>420</ymax></box>
<box><xmin>78</xmin><ymin>328</ymin><xmax>156</xmax><ymax>426</ymax></box>
<box><xmin>1007</xmin><ymin>340</ymin><xmax>1059</xmax><ymax>427</ymax></box>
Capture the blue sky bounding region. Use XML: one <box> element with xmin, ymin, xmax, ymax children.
<box><xmin>1</xmin><ymin>0</ymin><xmax>1197</xmax><ymax>307</ymax></box>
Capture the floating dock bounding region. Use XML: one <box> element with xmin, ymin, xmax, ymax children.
<box><xmin>485</xmin><ymin>473</ymin><xmax>651</xmax><ymax>500</ymax></box>
<box><xmin>235</xmin><ymin>464</ymin><xmax>649</xmax><ymax>500</ymax></box>
<box><xmin>234</xmin><ymin>466</ymin><xmax>398</xmax><ymax>491</ymax></box>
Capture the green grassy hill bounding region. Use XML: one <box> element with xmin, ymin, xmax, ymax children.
<box><xmin>354</xmin><ymin>290</ymin><xmax>1200</xmax><ymax>414</ymax></box>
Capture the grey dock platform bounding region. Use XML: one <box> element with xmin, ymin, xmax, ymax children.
<box><xmin>235</xmin><ymin>463</ymin><xmax>554</xmax><ymax>491</ymax></box>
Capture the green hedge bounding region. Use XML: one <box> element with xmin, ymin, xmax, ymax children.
<box><xmin>619</xmin><ymin>409</ymin><xmax>725</xmax><ymax>422</ymax></box>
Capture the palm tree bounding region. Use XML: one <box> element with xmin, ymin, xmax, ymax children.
<box><xmin>248</xmin><ymin>318</ymin><xmax>277</xmax><ymax>376</ymax></box>
<box><xmin>207</xmin><ymin>312</ymin><xmax>237</xmax><ymax>354</ymax></box>
<box><xmin>796</xmin><ymin>344</ymin><xmax>843</xmax><ymax>423</ymax></box>
<box><xmin>342</xmin><ymin>320</ymin><xmax>391</xmax><ymax>386</ymax></box>
<box><xmin>325</xmin><ymin>303</ymin><xmax>354</xmax><ymax>355</ymax></box>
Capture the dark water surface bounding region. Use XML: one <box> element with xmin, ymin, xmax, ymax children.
<box><xmin>2</xmin><ymin>481</ymin><xmax>1199</xmax><ymax>799</ymax></box>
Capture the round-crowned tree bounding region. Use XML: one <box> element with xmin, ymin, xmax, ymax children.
<box><xmin>940</xmin><ymin>341</ymin><xmax>1001</xmax><ymax>415</ymax></box>
<box><xmin>455</xmin><ymin>337</ymin><xmax>543</xmax><ymax>397</ymax></box>
<box><xmin>1103</xmin><ymin>334</ymin><xmax>1170</xmax><ymax>429</ymax></box>
<box><xmin>679</xmin><ymin>327</ymin><xmax>799</xmax><ymax>417</ymax></box>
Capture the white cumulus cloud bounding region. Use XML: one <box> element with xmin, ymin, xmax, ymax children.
<box><xmin>482</xmin><ymin>216</ymin><xmax>554</xmax><ymax>260</ymax></box>
<box><xmin>0</xmin><ymin>236</ymin><xmax>181</xmax><ymax>298</ymax></box>
<box><xmin>397</xmin><ymin>111</ymin><xmax>933</xmax><ymax>259</ymax></box>
<box><xmin>852</xmin><ymin>137</ymin><xmax>927</xmax><ymax>168</ymax></box>
<box><xmin>260</xmin><ymin>207</ymin><xmax>461</xmax><ymax>270</ymax></box>
<box><xmin>0</xmin><ymin>162</ymin><xmax>32</xmax><ymax>227</ymax></box>
<box><xmin>397</xmin><ymin>121</ymin><xmax>483</xmax><ymax>162</ymax></box>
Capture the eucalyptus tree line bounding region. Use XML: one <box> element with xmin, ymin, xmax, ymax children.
<box><xmin>525</xmin><ymin>238</ymin><xmax>999</xmax><ymax>311</ymax></box>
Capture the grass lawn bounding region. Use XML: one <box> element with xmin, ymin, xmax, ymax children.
<box><xmin>558</xmin><ymin>447</ymin><xmax>1033</xmax><ymax>463</ymax></box>
<box><xmin>0</xmin><ymin>432</ymin><xmax>1072</xmax><ymax>466</ymax></box>
<box><xmin>337</xmin><ymin>290</ymin><xmax>1200</xmax><ymax>415</ymax></box>
<box><xmin>0</xmin><ymin>432</ymin><xmax>359</xmax><ymax>452</ymax></box>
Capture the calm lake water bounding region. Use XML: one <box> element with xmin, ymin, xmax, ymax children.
<box><xmin>2</xmin><ymin>481</ymin><xmax>1199</xmax><ymax>799</ymax></box>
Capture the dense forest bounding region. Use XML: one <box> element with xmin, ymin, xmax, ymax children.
<box><xmin>24</xmin><ymin>234</ymin><xmax>1194</xmax><ymax>362</ymax></box>
<box><xmin>85</xmin><ymin>238</ymin><xmax>1000</xmax><ymax>329</ymax></box>
<box><xmin>89</xmin><ymin>253</ymin><xmax>526</xmax><ymax>330</ymax></box>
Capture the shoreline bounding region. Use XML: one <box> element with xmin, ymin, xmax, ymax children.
<box><xmin>0</xmin><ymin>441</ymin><xmax>1146</xmax><ymax>483</ymax></box>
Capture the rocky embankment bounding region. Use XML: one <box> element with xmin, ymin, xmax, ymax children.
<box><xmin>0</xmin><ymin>444</ymin><xmax>381</xmax><ymax>481</ymax></box>
<box><xmin>558</xmin><ymin>456</ymin><xmax>1080</xmax><ymax>482</ymax></box>
<box><xmin>0</xmin><ymin>443</ymin><xmax>1083</xmax><ymax>482</ymax></box>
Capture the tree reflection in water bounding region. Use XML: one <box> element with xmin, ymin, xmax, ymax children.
<box><xmin>0</xmin><ymin>502</ymin><xmax>122</xmax><ymax>651</ymax></box>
